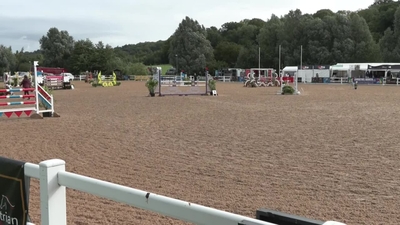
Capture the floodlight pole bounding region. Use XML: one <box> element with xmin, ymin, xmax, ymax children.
<box><xmin>258</xmin><ymin>46</ymin><xmax>261</xmax><ymax>77</ymax></box>
<box><xmin>34</xmin><ymin>61</ymin><xmax>39</xmax><ymax>113</ymax></box>
<box><xmin>297</xmin><ymin>45</ymin><xmax>302</xmax><ymax>93</ymax></box>
<box><xmin>175</xmin><ymin>54</ymin><xmax>178</xmax><ymax>75</ymax></box>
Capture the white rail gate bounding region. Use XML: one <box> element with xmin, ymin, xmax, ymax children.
<box><xmin>7</xmin><ymin>158</ymin><xmax>345</xmax><ymax>225</ymax></box>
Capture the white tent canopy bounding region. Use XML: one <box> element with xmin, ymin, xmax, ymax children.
<box><xmin>282</xmin><ymin>66</ymin><xmax>298</xmax><ymax>72</ymax></box>
<box><xmin>330</xmin><ymin>65</ymin><xmax>350</xmax><ymax>71</ymax></box>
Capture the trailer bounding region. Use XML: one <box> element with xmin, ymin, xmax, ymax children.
<box><xmin>43</xmin><ymin>74</ymin><xmax>73</xmax><ymax>89</ymax></box>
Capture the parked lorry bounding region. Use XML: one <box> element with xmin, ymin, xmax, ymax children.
<box><xmin>36</xmin><ymin>70</ymin><xmax>74</xmax><ymax>89</ymax></box>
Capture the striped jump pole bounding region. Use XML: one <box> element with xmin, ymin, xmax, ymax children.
<box><xmin>0</xmin><ymin>95</ymin><xmax>35</xmax><ymax>99</ymax></box>
<box><xmin>0</xmin><ymin>101</ymin><xmax>36</xmax><ymax>106</ymax></box>
<box><xmin>0</xmin><ymin>88</ymin><xmax>35</xmax><ymax>92</ymax></box>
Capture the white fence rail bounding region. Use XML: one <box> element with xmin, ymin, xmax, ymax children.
<box><xmin>74</xmin><ymin>75</ymin><xmax>232</xmax><ymax>82</ymax></box>
<box><xmin>74</xmin><ymin>75</ymin><xmax>86</xmax><ymax>81</ymax></box>
<box><xmin>217</xmin><ymin>76</ymin><xmax>231</xmax><ymax>82</ymax></box>
<box><xmin>161</xmin><ymin>80</ymin><xmax>207</xmax><ymax>87</ymax></box>
<box><xmin>393</xmin><ymin>78</ymin><xmax>399</xmax><ymax>85</ymax></box>
<box><xmin>24</xmin><ymin>159</ymin><xmax>281</xmax><ymax>225</ymax></box>
<box><xmin>329</xmin><ymin>77</ymin><xmax>349</xmax><ymax>84</ymax></box>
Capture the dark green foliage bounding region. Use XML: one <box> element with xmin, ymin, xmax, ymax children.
<box><xmin>282</xmin><ymin>85</ymin><xmax>295</xmax><ymax>95</ymax></box>
<box><xmin>145</xmin><ymin>77</ymin><xmax>158</xmax><ymax>94</ymax></box>
<box><xmin>169</xmin><ymin>17</ymin><xmax>214</xmax><ymax>74</ymax></box>
<box><xmin>208</xmin><ymin>79</ymin><xmax>216</xmax><ymax>90</ymax></box>
<box><xmin>379</xmin><ymin>5</ymin><xmax>400</xmax><ymax>62</ymax></box>
<box><xmin>39</xmin><ymin>27</ymin><xmax>74</xmax><ymax>68</ymax></box>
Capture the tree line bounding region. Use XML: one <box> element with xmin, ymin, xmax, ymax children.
<box><xmin>1</xmin><ymin>0</ymin><xmax>400</xmax><ymax>75</ymax></box>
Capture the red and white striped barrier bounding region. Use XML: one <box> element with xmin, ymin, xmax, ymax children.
<box><xmin>0</xmin><ymin>61</ymin><xmax>59</xmax><ymax>118</ymax></box>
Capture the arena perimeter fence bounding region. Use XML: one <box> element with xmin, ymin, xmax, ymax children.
<box><xmin>11</xmin><ymin>159</ymin><xmax>345</xmax><ymax>225</ymax></box>
<box><xmin>76</xmin><ymin>75</ymin><xmax>400</xmax><ymax>85</ymax></box>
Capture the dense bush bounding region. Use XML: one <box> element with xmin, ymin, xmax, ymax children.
<box><xmin>282</xmin><ymin>85</ymin><xmax>295</xmax><ymax>95</ymax></box>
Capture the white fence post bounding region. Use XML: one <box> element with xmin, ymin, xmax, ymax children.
<box><xmin>39</xmin><ymin>159</ymin><xmax>67</xmax><ymax>225</ymax></box>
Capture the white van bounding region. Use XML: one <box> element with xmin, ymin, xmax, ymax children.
<box><xmin>61</xmin><ymin>73</ymin><xmax>74</xmax><ymax>81</ymax></box>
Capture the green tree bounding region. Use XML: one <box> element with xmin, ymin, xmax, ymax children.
<box><xmin>14</xmin><ymin>48</ymin><xmax>23</xmax><ymax>70</ymax></box>
<box><xmin>126</xmin><ymin>62</ymin><xmax>148</xmax><ymax>75</ymax></box>
<box><xmin>206</xmin><ymin>26</ymin><xmax>223</xmax><ymax>48</ymax></box>
<box><xmin>235</xmin><ymin>46</ymin><xmax>258</xmax><ymax>68</ymax></box>
<box><xmin>247</xmin><ymin>18</ymin><xmax>266</xmax><ymax>29</ymax></box>
<box><xmin>115</xmin><ymin>41</ymin><xmax>166</xmax><ymax>64</ymax></box>
<box><xmin>39</xmin><ymin>27</ymin><xmax>74</xmax><ymax>67</ymax></box>
<box><xmin>169</xmin><ymin>16</ymin><xmax>214</xmax><ymax>74</ymax></box>
<box><xmin>236</xmin><ymin>22</ymin><xmax>259</xmax><ymax>47</ymax></box>
<box><xmin>379</xmin><ymin>28</ymin><xmax>398</xmax><ymax>61</ymax></box>
<box><xmin>379</xmin><ymin>5</ymin><xmax>400</xmax><ymax>61</ymax></box>
<box><xmin>220</xmin><ymin>22</ymin><xmax>243</xmax><ymax>43</ymax></box>
<box><xmin>313</xmin><ymin>9</ymin><xmax>335</xmax><ymax>20</ymax></box>
<box><xmin>278</xmin><ymin>9</ymin><xmax>307</xmax><ymax>66</ymax></box>
<box><xmin>24</xmin><ymin>51</ymin><xmax>44</xmax><ymax>71</ymax></box>
<box><xmin>91</xmin><ymin>41</ymin><xmax>116</xmax><ymax>73</ymax></box>
<box><xmin>258</xmin><ymin>14</ymin><xmax>284</xmax><ymax>68</ymax></box>
<box><xmin>14</xmin><ymin>50</ymin><xmax>44</xmax><ymax>71</ymax></box>
<box><xmin>68</xmin><ymin>39</ymin><xmax>95</xmax><ymax>74</ymax></box>
<box><xmin>159</xmin><ymin>38</ymin><xmax>172</xmax><ymax>64</ymax></box>
<box><xmin>214</xmin><ymin>41</ymin><xmax>241</xmax><ymax>67</ymax></box>
<box><xmin>303</xmin><ymin>17</ymin><xmax>333</xmax><ymax>64</ymax></box>
<box><xmin>0</xmin><ymin>45</ymin><xmax>16</xmax><ymax>74</ymax></box>
<box><xmin>359</xmin><ymin>0</ymin><xmax>400</xmax><ymax>42</ymax></box>
<box><xmin>348</xmin><ymin>12</ymin><xmax>381</xmax><ymax>62</ymax></box>
<box><xmin>106</xmin><ymin>56</ymin><xmax>124</xmax><ymax>74</ymax></box>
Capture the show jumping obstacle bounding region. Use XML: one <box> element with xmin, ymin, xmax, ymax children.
<box><xmin>3</xmin><ymin>71</ymin><xmax>33</xmax><ymax>87</ymax></box>
<box><xmin>97</xmin><ymin>71</ymin><xmax>117</xmax><ymax>87</ymax></box>
<box><xmin>0</xmin><ymin>61</ymin><xmax>59</xmax><ymax>119</ymax></box>
<box><xmin>154</xmin><ymin>71</ymin><xmax>210</xmax><ymax>96</ymax></box>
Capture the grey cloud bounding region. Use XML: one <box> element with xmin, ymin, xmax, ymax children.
<box><xmin>0</xmin><ymin>0</ymin><xmax>371</xmax><ymax>52</ymax></box>
<box><xmin>0</xmin><ymin>15</ymin><xmax>124</xmax><ymax>51</ymax></box>
<box><xmin>0</xmin><ymin>16</ymin><xmax>122</xmax><ymax>37</ymax></box>
<box><xmin>0</xmin><ymin>32</ymin><xmax>41</xmax><ymax>42</ymax></box>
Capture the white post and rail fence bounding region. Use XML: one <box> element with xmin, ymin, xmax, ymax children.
<box><xmin>1</xmin><ymin>157</ymin><xmax>346</xmax><ymax>225</ymax></box>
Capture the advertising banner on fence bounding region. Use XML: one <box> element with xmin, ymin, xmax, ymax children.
<box><xmin>354</xmin><ymin>78</ymin><xmax>381</xmax><ymax>84</ymax></box>
<box><xmin>0</xmin><ymin>157</ymin><xmax>30</xmax><ymax>225</ymax></box>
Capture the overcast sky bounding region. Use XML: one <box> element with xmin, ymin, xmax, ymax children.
<box><xmin>1</xmin><ymin>0</ymin><xmax>372</xmax><ymax>52</ymax></box>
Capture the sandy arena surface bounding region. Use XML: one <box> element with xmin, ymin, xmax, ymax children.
<box><xmin>1</xmin><ymin>81</ymin><xmax>400</xmax><ymax>225</ymax></box>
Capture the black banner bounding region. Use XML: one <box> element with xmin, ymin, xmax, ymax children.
<box><xmin>0</xmin><ymin>157</ymin><xmax>29</xmax><ymax>225</ymax></box>
<box><xmin>368</xmin><ymin>64</ymin><xmax>400</xmax><ymax>70</ymax></box>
